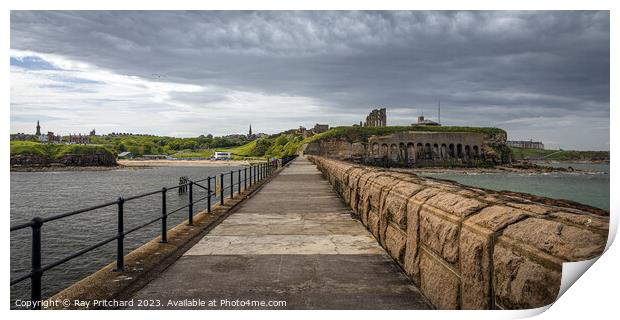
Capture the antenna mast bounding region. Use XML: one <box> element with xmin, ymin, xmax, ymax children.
<box><xmin>438</xmin><ymin>100</ymin><xmax>441</xmax><ymax>124</ymax></box>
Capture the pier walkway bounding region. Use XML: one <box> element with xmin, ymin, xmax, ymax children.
<box><xmin>131</xmin><ymin>157</ymin><xmax>429</xmax><ymax>309</ymax></box>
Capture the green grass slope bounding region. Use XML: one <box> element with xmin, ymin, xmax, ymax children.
<box><xmin>304</xmin><ymin>125</ymin><xmax>506</xmax><ymax>144</ymax></box>
<box><xmin>216</xmin><ymin>125</ymin><xmax>509</xmax><ymax>160</ymax></box>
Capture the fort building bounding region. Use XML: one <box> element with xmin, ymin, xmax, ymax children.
<box><xmin>303</xmin><ymin>128</ymin><xmax>510</xmax><ymax>166</ymax></box>
<box><xmin>412</xmin><ymin>115</ymin><xmax>440</xmax><ymax>126</ymax></box>
<box><xmin>313</xmin><ymin>123</ymin><xmax>329</xmax><ymax>134</ymax></box>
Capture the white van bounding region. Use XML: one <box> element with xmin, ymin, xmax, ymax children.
<box><xmin>213</xmin><ymin>152</ymin><xmax>232</xmax><ymax>160</ymax></box>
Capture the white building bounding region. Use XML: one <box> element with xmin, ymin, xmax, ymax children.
<box><xmin>214</xmin><ymin>152</ymin><xmax>232</xmax><ymax>160</ymax></box>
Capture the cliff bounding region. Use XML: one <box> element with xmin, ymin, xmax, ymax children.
<box><xmin>10</xmin><ymin>142</ymin><xmax>117</xmax><ymax>168</ymax></box>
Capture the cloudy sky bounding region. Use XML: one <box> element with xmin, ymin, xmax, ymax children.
<box><xmin>10</xmin><ymin>11</ymin><xmax>609</xmax><ymax>150</ymax></box>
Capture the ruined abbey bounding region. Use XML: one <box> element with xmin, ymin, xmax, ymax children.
<box><xmin>364</xmin><ymin>108</ymin><xmax>387</xmax><ymax>127</ymax></box>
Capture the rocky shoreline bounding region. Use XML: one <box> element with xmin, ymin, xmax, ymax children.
<box><xmin>10</xmin><ymin>159</ymin><xmax>258</xmax><ymax>172</ymax></box>
<box><xmin>10</xmin><ymin>164</ymin><xmax>122</xmax><ymax>172</ymax></box>
<box><xmin>11</xmin><ymin>159</ymin><xmax>606</xmax><ymax>174</ymax></box>
<box><xmin>389</xmin><ymin>160</ymin><xmax>607</xmax><ymax>175</ymax></box>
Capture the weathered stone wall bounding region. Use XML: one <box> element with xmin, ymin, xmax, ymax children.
<box><xmin>304</xmin><ymin>130</ymin><xmax>511</xmax><ymax>166</ymax></box>
<box><xmin>308</xmin><ymin>155</ymin><xmax>608</xmax><ymax>310</ymax></box>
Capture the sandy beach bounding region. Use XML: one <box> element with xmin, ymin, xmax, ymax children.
<box><xmin>117</xmin><ymin>159</ymin><xmax>254</xmax><ymax>167</ymax></box>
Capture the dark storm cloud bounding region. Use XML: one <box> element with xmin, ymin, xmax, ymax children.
<box><xmin>10</xmin><ymin>11</ymin><xmax>609</xmax><ymax>149</ymax></box>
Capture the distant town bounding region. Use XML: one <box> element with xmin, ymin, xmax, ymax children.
<box><xmin>11</xmin><ymin>106</ymin><xmax>546</xmax><ymax>152</ymax></box>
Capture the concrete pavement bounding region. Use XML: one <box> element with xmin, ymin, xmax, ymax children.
<box><xmin>131</xmin><ymin>157</ymin><xmax>429</xmax><ymax>309</ymax></box>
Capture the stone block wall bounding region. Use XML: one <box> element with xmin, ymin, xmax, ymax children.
<box><xmin>308</xmin><ymin>155</ymin><xmax>608</xmax><ymax>310</ymax></box>
<box><xmin>303</xmin><ymin>130</ymin><xmax>511</xmax><ymax>166</ymax></box>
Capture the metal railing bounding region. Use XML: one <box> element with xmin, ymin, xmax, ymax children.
<box><xmin>281</xmin><ymin>155</ymin><xmax>297</xmax><ymax>166</ymax></box>
<box><xmin>10</xmin><ymin>160</ymin><xmax>283</xmax><ymax>309</ymax></box>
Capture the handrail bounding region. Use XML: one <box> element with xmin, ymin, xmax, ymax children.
<box><xmin>9</xmin><ymin>158</ymin><xmax>289</xmax><ymax>309</ymax></box>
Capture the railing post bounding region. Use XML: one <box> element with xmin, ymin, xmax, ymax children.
<box><xmin>160</xmin><ymin>187</ymin><xmax>168</xmax><ymax>243</ymax></box>
<box><xmin>188</xmin><ymin>181</ymin><xmax>193</xmax><ymax>226</ymax></box>
<box><xmin>114</xmin><ymin>197</ymin><xmax>125</xmax><ymax>272</ymax></box>
<box><xmin>244</xmin><ymin>167</ymin><xmax>248</xmax><ymax>190</ymax></box>
<box><xmin>220</xmin><ymin>173</ymin><xmax>224</xmax><ymax>205</ymax></box>
<box><xmin>30</xmin><ymin>217</ymin><xmax>43</xmax><ymax>310</ymax></box>
<box><xmin>253</xmin><ymin>165</ymin><xmax>257</xmax><ymax>184</ymax></box>
<box><xmin>230</xmin><ymin>170</ymin><xmax>234</xmax><ymax>199</ymax></box>
<box><xmin>207</xmin><ymin>176</ymin><xmax>212</xmax><ymax>213</ymax></box>
<box><xmin>238</xmin><ymin>169</ymin><xmax>241</xmax><ymax>194</ymax></box>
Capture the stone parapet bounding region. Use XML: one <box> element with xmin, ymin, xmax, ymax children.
<box><xmin>308</xmin><ymin>155</ymin><xmax>608</xmax><ymax>310</ymax></box>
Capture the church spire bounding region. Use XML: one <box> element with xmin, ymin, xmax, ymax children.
<box><xmin>36</xmin><ymin>120</ymin><xmax>41</xmax><ymax>136</ymax></box>
<box><xmin>248</xmin><ymin>124</ymin><xmax>252</xmax><ymax>137</ymax></box>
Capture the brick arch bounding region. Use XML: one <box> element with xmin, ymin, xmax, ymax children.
<box><xmin>407</xmin><ymin>143</ymin><xmax>416</xmax><ymax>163</ymax></box>
<box><xmin>381</xmin><ymin>144</ymin><xmax>389</xmax><ymax>157</ymax></box>
<box><xmin>448</xmin><ymin>144</ymin><xmax>455</xmax><ymax>158</ymax></box>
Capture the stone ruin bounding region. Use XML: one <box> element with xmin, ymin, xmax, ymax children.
<box><xmin>364</xmin><ymin>108</ymin><xmax>387</xmax><ymax>127</ymax></box>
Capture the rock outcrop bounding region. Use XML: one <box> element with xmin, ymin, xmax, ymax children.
<box><xmin>309</xmin><ymin>155</ymin><xmax>608</xmax><ymax>310</ymax></box>
<box><xmin>11</xmin><ymin>153</ymin><xmax>117</xmax><ymax>167</ymax></box>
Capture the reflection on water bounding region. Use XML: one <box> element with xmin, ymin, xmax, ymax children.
<box><xmin>10</xmin><ymin>165</ymin><xmax>246</xmax><ymax>305</ymax></box>
<box><xmin>420</xmin><ymin>163</ymin><xmax>609</xmax><ymax>211</ymax></box>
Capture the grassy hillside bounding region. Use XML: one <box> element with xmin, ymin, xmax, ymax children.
<box><xmin>219</xmin><ymin>140</ymin><xmax>258</xmax><ymax>156</ymax></box>
<box><xmin>216</xmin><ymin>125</ymin><xmax>509</xmax><ymax>160</ymax></box>
<box><xmin>305</xmin><ymin>125</ymin><xmax>506</xmax><ymax>144</ymax></box>
<box><xmin>90</xmin><ymin>134</ymin><xmax>248</xmax><ymax>157</ymax></box>
<box><xmin>218</xmin><ymin>135</ymin><xmax>303</xmax><ymax>159</ymax></box>
<box><xmin>14</xmin><ymin>126</ymin><xmax>506</xmax><ymax>161</ymax></box>
<box><xmin>10</xmin><ymin>141</ymin><xmax>116</xmax><ymax>159</ymax></box>
<box><xmin>510</xmin><ymin>147</ymin><xmax>610</xmax><ymax>161</ymax></box>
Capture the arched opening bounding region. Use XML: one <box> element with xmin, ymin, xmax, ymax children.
<box><xmin>433</xmin><ymin>143</ymin><xmax>439</xmax><ymax>161</ymax></box>
<box><xmin>372</xmin><ymin>143</ymin><xmax>379</xmax><ymax>156</ymax></box>
<box><xmin>416</xmin><ymin>143</ymin><xmax>424</xmax><ymax>160</ymax></box>
<box><xmin>390</xmin><ymin>144</ymin><xmax>399</xmax><ymax>161</ymax></box>
<box><xmin>472</xmin><ymin>145</ymin><xmax>479</xmax><ymax>159</ymax></box>
<box><xmin>464</xmin><ymin>145</ymin><xmax>471</xmax><ymax>161</ymax></box>
<box><xmin>381</xmin><ymin>144</ymin><xmax>389</xmax><ymax>157</ymax></box>
<box><xmin>441</xmin><ymin>144</ymin><xmax>448</xmax><ymax>160</ymax></box>
<box><xmin>399</xmin><ymin>143</ymin><xmax>407</xmax><ymax>163</ymax></box>
<box><xmin>457</xmin><ymin>144</ymin><xmax>463</xmax><ymax>159</ymax></box>
<box><xmin>424</xmin><ymin>143</ymin><xmax>432</xmax><ymax>160</ymax></box>
<box><xmin>407</xmin><ymin>143</ymin><xmax>416</xmax><ymax>163</ymax></box>
<box><xmin>448</xmin><ymin>144</ymin><xmax>455</xmax><ymax>158</ymax></box>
